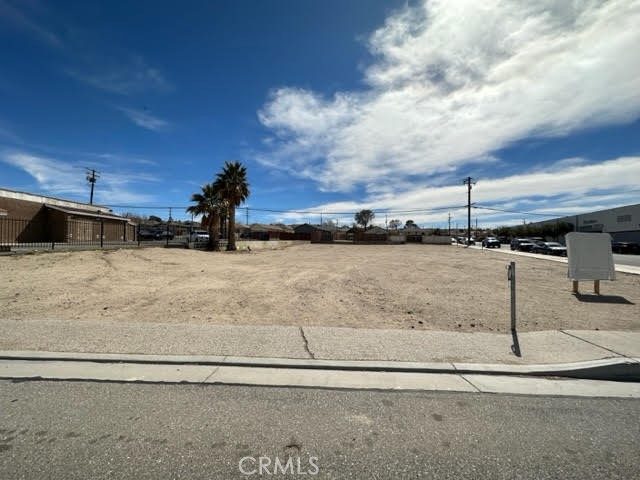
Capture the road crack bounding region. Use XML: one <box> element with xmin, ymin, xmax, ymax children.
<box><xmin>299</xmin><ymin>327</ymin><xmax>315</xmax><ymax>359</ymax></box>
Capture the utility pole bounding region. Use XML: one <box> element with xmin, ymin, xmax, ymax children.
<box><xmin>448</xmin><ymin>213</ymin><xmax>451</xmax><ymax>236</ymax></box>
<box><xmin>86</xmin><ymin>168</ymin><xmax>100</xmax><ymax>205</ymax></box>
<box><xmin>463</xmin><ymin>176</ymin><xmax>476</xmax><ymax>245</ymax></box>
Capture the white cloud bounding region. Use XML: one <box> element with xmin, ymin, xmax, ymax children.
<box><xmin>67</xmin><ymin>56</ymin><xmax>172</xmax><ymax>95</ymax></box>
<box><xmin>263</xmin><ymin>156</ymin><xmax>640</xmax><ymax>227</ymax></box>
<box><xmin>258</xmin><ymin>0</ymin><xmax>640</xmax><ymax>192</ymax></box>
<box><xmin>1</xmin><ymin>151</ymin><xmax>159</xmax><ymax>204</ymax></box>
<box><xmin>116</xmin><ymin>107</ymin><xmax>170</xmax><ymax>132</ymax></box>
<box><xmin>0</xmin><ymin>0</ymin><xmax>62</xmax><ymax>48</ymax></box>
<box><xmin>0</xmin><ymin>123</ymin><xmax>21</xmax><ymax>144</ymax></box>
<box><xmin>0</xmin><ymin>2</ymin><xmax>172</xmax><ymax>97</ymax></box>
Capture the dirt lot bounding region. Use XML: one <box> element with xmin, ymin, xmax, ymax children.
<box><xmin>1</xmin><ymin>244</ymin><xmax>639</xmax><ymax>332</ymax></box>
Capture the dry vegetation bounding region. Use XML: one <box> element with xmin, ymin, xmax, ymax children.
<box><xmin>2</xmin><ymin>243</ymin><xmax>639</xmax><ymax>332</ymax></box>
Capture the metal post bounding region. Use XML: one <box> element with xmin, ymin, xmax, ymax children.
<box><xmin>467</xmin><ymin>180</ymin><xmax>471</xmax><ymax>244</ymax></box>
<box><xmin>100</xmin><ymin>220</ymin><xmax>104</xmax><ymax>248</ymax></box>
<box><xmin>508</xmin><ymin>262</ymin><xmax>516</xmax><ymax>331</ymax></box>
<box><xmin>167</xmin><ymin>208</ymin><xmax>172</xmax><ymax>247</ymax></box>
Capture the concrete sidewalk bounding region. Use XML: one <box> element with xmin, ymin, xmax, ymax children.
<box><xmin>465</xmin><ymin>244</ymin><xmax>640</xmax><ymax>275</ymax></box>
<box><xmin>1</xmin><ymin>319</ymin><xmax>638</xmax><ymax>365</ymax></box>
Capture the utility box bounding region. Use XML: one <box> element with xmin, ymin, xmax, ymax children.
<box><xmin>566</xmin><ymin>232</ymin><xmax>615</xmax><ymax>294</ymax></box>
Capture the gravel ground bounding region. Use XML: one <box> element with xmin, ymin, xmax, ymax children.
<box><xmin>1</xmin><ymin>243</ymin><xmax>638</xmax><ymax>332</ymax></box>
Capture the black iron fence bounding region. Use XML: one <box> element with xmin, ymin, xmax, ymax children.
<box><xmin>1</xmin><ymin>216</ymin><xmax>136</xmax><ymax>251</ymax></box>
<box><xmin>135</xmin><ymin>222</ymin><xmax>226</xmax><ymax>248</ymax></box>
<box><xmin>0</xmin><ymin>216</ymin><xmax>230</xmax><ymax>252</ymax></box>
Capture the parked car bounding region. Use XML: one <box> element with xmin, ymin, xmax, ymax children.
<box><xmin>530</xmin><ymin>240</ymin><xmax>547</xmax><ymax>254</ymax></box>
<box><xmin>189</xmin><ymin>230</ymin><xmax>210</xmax><ymax>242</ymax></box>
<box><xmin>612</xmin><ymin>241</ymin><xmax>639</xmax><ymax>254</ymax></box>
<box><xmin>155</xmin><ymin>230</ymin><xmax>175</xmax><ymax>240</ymax></box>
<box><xmin>138</xmin><ymin>229</ymin><xmax>159</xmax><ymax>240</ymax></box>
<box><xmin>532</xmin><ymin>241</ymin><xmax>567</xmax><ymax>256</ymax></box>
<box><xmin>458</xmin><ymin>236</ymin><xmax>475</xmax><ymax>245</ymax></box>
<box><xmin>510</xmin><ymin>238</ymin><xmax>535</xmax><ymax>251</ymax></box>
<box><xmin>482</xmin><ymin>237</ymin><xmax>501</xmax><ymax>248</ymax></box>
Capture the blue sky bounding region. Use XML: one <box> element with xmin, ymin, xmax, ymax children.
<box><xmin>1</xmin><ymin>0</ymin><xmax>639</xmax><ymax>229</ymax></box>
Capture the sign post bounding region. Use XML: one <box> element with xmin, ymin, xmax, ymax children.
<box><xmin>507</xmin><ymin>262</ymin><xmax>516</xmax><ymax>332</ymax></box>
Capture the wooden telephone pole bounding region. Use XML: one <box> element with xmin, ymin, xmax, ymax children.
<box><xmin>86</xmin><ymin>168</ymin><xmax>100</xmax><ymax>205</ymax></box>
<box><xmin>463</xmin><ymin>177</ymin><xmax>476</xmax><ymax>245</ymax></box>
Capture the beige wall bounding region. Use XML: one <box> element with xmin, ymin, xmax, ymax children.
<box><xmin>236</xmin><ymin>240</ymin><xmax>309</xmax><ymax>251</ymax></box>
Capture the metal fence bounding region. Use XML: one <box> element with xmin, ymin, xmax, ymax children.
<box><xmin>135</xmin><ymin>222</ymin><xmax>228</xmax><ymax>249</ymax></box>
<box><xmin>1</xmin><ymin>217</ymin><xmax>137</xmax><ymax>251</ymax></box>
<box><xmin>0</xmin><ymin>217</ymin><xmax>231</xmax><ymax>253</ymax></box>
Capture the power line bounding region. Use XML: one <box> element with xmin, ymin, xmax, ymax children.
<box><xmin>473</xmin><ymin>205</ymin><xmax>574</xmax><ymax>217</ymax></box>
<box><xmin>103</xmin><ymin>201</ymin><xmax>589</xmax><ymax>223</ymax></box>
<box><xmin>104</xmin><ymin>204</ymin><xmax>468</xmax><ymax>216</ymax></box>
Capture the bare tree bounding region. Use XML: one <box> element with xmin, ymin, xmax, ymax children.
<box><xmin>354</xmin><ymin>209</ymin><xmax>375</xmax><ymax>231</ymax></box>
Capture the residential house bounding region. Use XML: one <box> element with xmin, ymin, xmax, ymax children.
<box><xmin>294</xmin><ymin>223</ymin><xmax>335</xmax><ymax>242</ymax></box>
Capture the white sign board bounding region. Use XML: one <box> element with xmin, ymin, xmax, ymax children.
<box><xmin>566</xmin><ymin>232</ymin><xmax>615</xmax><ymax>281</ymax></box>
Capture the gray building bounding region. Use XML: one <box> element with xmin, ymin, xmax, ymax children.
<box><xmin>531</xmin><ymin>203</ymin><xmax>640</xmax><ymax>243</ymax></box>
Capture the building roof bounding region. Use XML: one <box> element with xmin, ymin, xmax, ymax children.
<box><xmin>364</xmin><ymin>226</ymin><xmax>388</xmax><ymax>234</ymax></box>
<box><xmin>401</xmin><ymin>227</ymin><xmax>425</xmax><ymax>233</ymax></box>
<box><xmin>294</xmin><ymin>223</ymin><xmax>335</xmax><ymax>232</ymax></box>
<box><xmin>249</xmin><ymin>223</ymin><xmax>287</xmax><ymax>232</ymax></box>
<box><xmin>45</xmin><ymin>204</ymin><xmax>131</xmax><ymax>222</ymax></box>
<box><xmin>346</xmin><ymin>226</ymin><xmax>388</xmax><ymax>234</ymax></box>
<box><xmin>0</xmin><ymin>187</ymin><xmax>112</xmax><ymax>214</ymax></box>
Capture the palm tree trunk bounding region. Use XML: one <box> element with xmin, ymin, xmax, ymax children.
<box><xmin>212</xmin><ymin>210</ymin><xmax>221</xmax><ymax>251</ymax></box>
<box><xmin>227</xmin><ymin>204</ymin><xmax>236</xmax><ymax>250</ymax></box>
<box><xmin>206</xmin><ymin>219</ymin><xmax>215</xmax><ymax>251</ymax></box>
<box><xmin>227</xmin><ymin>205</ymin><xmax>236</xmax><ymax>250</ymax></box>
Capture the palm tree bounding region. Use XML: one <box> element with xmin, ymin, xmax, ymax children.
<box><xmin>186</xmin><ymin>183</ymin><xmax>226</xmax><ymax>251</ymax></box>
<box><xmin>214</xmin><ymin>161</ymin><xmax>250</xmax><ymax>251</ymax></box>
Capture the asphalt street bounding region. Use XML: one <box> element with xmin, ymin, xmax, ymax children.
<box><xmin>613</xmin><ymin>253</ymin><xmax>640</xmax><ymax>267</ymax></box>
<box><xmin>1</xmin><ymin>380</ymin><xmax>638</xmax><ymax>479</ymax></box>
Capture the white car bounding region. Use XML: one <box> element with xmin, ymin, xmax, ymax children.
<box><xmin>189</xmin><ymin>230</ymin><xmax>210</xmax><ymax>242</ymax></box>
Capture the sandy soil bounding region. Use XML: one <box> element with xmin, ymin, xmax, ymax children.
<box><xmin>1</xmin><ymin>244</ymin><xmax>638</xmax><ymax>332</ymax></box>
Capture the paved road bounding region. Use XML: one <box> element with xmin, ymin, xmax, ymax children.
<box><xmin>613</xmin><ymin>253</ymin><xmax>640</xmax><ymax>267</ymax></box>
<box><xmin>1</xmin><ymin>380</ymin><xmax>638</xmax><ymax>479</ymax></box>
<box><xmin>470</xmin><ymin>244</ymin><xmax>640</xmax><ymax>270</ymax></box>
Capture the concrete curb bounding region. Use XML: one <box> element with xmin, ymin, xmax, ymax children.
<box><xmin>1</xmin><ymin>350</ymin><xmax>638</xmax><ymax>382</ymax></box>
